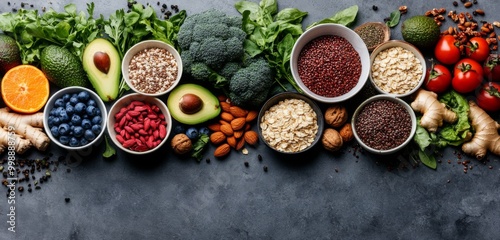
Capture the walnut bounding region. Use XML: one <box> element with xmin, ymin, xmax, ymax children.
<box><xmin>339</xmin><ymin>123</ymin><xmax>353</xmax><ymax>142</ymax></box>
<box><xmin>321</xmin><ymin>128</ymin><xmax>343</xmax><ymax>152</ymax></box>
<box><xmin>324</xmin><ymin>105</ymin><xmax>348</xmax><ymax>128</ymax></box>
<box><xmin>171</xmin><ymin>133</ymin><xmax>192</xmax><ymax>155</ymax></box>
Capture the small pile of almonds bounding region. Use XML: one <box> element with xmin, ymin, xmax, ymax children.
<box><xmin>208</xmin><ymin>96</ymin><xmax>259</xmax><ymax>158</ymax></box>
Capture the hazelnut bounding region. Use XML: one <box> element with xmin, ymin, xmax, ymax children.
<box><xmin>324</xmin><ymin>105</ymin><xmax>348</xmax><ymax>128</ymax></box>
<box><xmin>171</xmin><ymin>133</ymin><xmax>192</xmax><ymax>155</ymax></box>
<box><xmin>339</xmin><ymin>123</ymin><xmax>353</xmax><ymax>142</ymax></box>
<box><xmin>321</xmin><ymin>128</ymin><xmax>343</xmax><ymax>152</ymax></box>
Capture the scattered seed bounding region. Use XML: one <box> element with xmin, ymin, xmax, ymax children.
<box><xmin>263</xmin><ymin>166</ymin><xmax>268</xmax><ymax>172</ymax></box>
<box><xmin>18</xmin><ymin>186</ymin><xmax>24</xmax><ymax>192</ymax></box>
<box><xmin>489</xmin><ymin>165</ymin><xmax>493</xmax><ymax>169</ymax></box>
<box><xmin>453</xmin><ymin>1</ymin><xmax>458</xmax><ymax>6</ymax></box>
<box><xmin>205</xmin><ymin>158</ymin><xmax>211</xmax><ymax>164</ymax></box>
<box><xmin>258</xmin><ymin>154</ymin><xmax>262</xmax><ymax>161</ymax></box>
<box><xmin>65</xmin><ymin>197</ymin><xmax>70</xmax><ymax>203</ymax></box>
<box><xmin>335</xmin><ymin>168</ymin><xmax>339</xmax><ymax>173</ymax></box>
<box><xmin>35</xmin><ymin>186</ymin><xmax>41</xmax><ymax>190</ymax></box>
<box><xmin>372</xmin><ymin>5</ymin><xmax>378</xmax><ymax>11</ymax></box>
<box><xmin>244</xmin><ymin>161</ymin><xmax>249</xmax><ymax>167</ymax></box>
<box><xmin>473</xmin><ymin>0</ymin><xmax>478</xmax><ymax>4</ymax></box>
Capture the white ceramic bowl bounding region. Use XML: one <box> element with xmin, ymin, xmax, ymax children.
<box><xmin>122</xmin><ymin>40</ymin><xmax>182</xmax><ymax>97</ymax></box>
<box><xmin>369</xmin><ymin>40</ymin><xmax>426</xmax><ymax>98</ymax></box>
<box><xmin>290</xmin><ymin>23</ymin><xmax>370</xmax><ymax>103</ymax></box>
<box><xmin>107</xmin><ymin>93</ymin><xmax>172</xmax><ymax>155</ymax></box>
<box><xmin>351</xmin><ymin>95</ymin><xmax>417</xmax><ymax>155</ymax></box>
<box><xmin>43</xmin><ymin>86</ymin><xmax>107</xmax><ymax>151</ymax></box>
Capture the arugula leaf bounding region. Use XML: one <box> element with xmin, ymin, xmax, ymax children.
<box><xmin>308</xmin><ymin>5</ymin><xmax>358</xmax><ymax>29</ymax></box>
<box><xmin>386</xmin><ymin>10</ymin><xmax>401</xmax><ymax>28</ymax></box>
<box><xmin>103</xmin><ymin>135</ymin><xmax>116</xmax><ymax>158</ymax></box>
<box><xmin>192</xmin><ymin>134</ymin><xmax>209</xmax><ymax>161</ymax></box>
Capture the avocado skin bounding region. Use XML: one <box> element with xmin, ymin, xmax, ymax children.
<box><xmin>40</xmin><ymin>45</ymin><xmax>90</xmax><ymax>88</ymax></box>
<box><xmin>401</xmin><ymin>15</ymin><xmax>441</xmax><ymax>49</ymax></box>
<box><xmin>82</xmin><ymin>38</ymin><xmax>121</xmax><ymax>102</ymax></box>
<box><xmin>0</xmin><ymin>34</ymin><xmax>22</xmax><ymax>76</ymax></box>
<box><xmin>167</xmin><ymin>84</ymin><xmax>221</xmax><ymax>125</ymax></box>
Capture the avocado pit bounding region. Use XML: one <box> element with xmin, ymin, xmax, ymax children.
<box><xmin>179</xmin><ymin>93</ymin><xmax>203</xmax><ymax>114</ymax></box>
<box><xmin>93</xmin><ymin>51</ymin><xmax>110</xmax><ymax>74</ymax></box>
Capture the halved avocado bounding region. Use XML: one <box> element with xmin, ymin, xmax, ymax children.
<box><xmin>82</xmin><ymin>38</ymin><xmax>120</xmax><ymax>102</ymax></box>
<box><xmin>167</xmin><ymin>84</ymin><xmax>221</xmax><ymax>125</ymax></box>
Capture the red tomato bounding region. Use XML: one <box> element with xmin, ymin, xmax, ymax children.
<box><xmin>476</xmin><ymin>82</ymin><xmax>500</xmax><ymax>112</ymax></box>
<box><xmin>466</xmin><ymin>37</ymin><xmax>490</xmax><ymax>63</ymax></box>
<box><xmin>424</xmin><ymin>63</ymin><xmax>452</xmax><ymax>93</ymax></box>
<box><xmin>454</xmin><ymin>58</ymin><xmax>484</xmax><ymax>77</ymax></box>
<box><xmin>452</xmin><ymin>63</ymin><xmax>482</xmax><ymax>93</ymax></box>
<box><xmin>434</xmin><ymin>35</ymin><xmax>461</xmax><ymax>65</ymax></box>
<box><xmin>483</xmin><ymin>54</ymin><xmax>500</xmax><ymax>81</ymax></box>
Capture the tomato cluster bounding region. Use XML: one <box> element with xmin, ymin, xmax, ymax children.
<box><xmin>425</xmin><ymin>34</ymin><xmax>500</xmax><ymax>112</ymax></box>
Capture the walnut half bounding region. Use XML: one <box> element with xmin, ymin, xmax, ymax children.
<box><xmin>171</xmin><ymin>133</ymin><xmax>192</xmax><ymax>155</ymax></box>
<box><xmin>324</xmin><ymin>105</ymin><xmax>348</xmax><ymax>128</ymax></box>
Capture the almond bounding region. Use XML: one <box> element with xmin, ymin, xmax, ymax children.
<box><xmin>236</xmin><ymin>137</ymin><xmax>245</xmax><ymax>150</ymax></box>
<box><xmin>245</xmin><ymin>110</ymin><xmax>258</xmax><ymax>122</ymax></box>
<box><xmin>245</xmin><ymin>123</ymin><xmax>251</xmax><ymax>131</ymax></box>
<box><xmin>220</xmin><ymin>102</ymin><xmax>231</xmax><ymax>112</ymax></box>
<box><xmin>221</xmin><ymin>112</ymin><xmax>234</xmax><ymax>122</ymax></box>
<box><xmin>233</xmin><ymin>130</ymin><xmax>244</xmax><ymax>139</ymax></box>
<box><xmin>227</xmin><ymin>136</ymin><xmax>237</xmax><ymax>148</ymax></box>
<box><xmin>210</xmin><ymin>131</ymin><xmax>226</xmax><ymax>145</ymax></box>
<box><xmin>244</xmin><ymin>130</ymin><xmax>259</xmax><ymax>145</ymax></box>
<box><xmin>207</xmin><ymin>122</ymin><xmax>221</xmax><ymax>132</ymax></box>
<box><xmin>231</xmin><ymin>117</ymin><xmax>246</xmax><ymax>131</ymax></box>
<box><xmin>219</xmin><ymin>119</ymin><xmax>230</xmax><ymax>126</ymax></box>
<box><xmin>214</xmin><ymin>143</ymin><xmax>231</xmax><ymax>158</ymax></box>
<box><xmin>229</xmin><ymin>106</ymin><xmax>248</xmax><ymax>118</ymax></box>
<box><xmin>220</xmin><ymin>124</ymin><xmax>234</xmax><ymax>136</ymax></box>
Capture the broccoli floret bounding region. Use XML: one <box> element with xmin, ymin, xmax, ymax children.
<box><xmin>180</xmin><ymin>50</ymin><xmax>193</xmax><ymax>75</ymax></box>
<box><xmin>229</xmin><ymin>58</ymin><xmax>274</xmax><ymax>108</ymax></box>
<box><xmin>220</xmin><ymin>62</ymin><xmax>241</xmax><ymax>80</ymax></box>
<box><xmin>177</xmin><ymin>9</ymin><xmax>247</xmax><ymax>87</ymax></box>
<box><xmin>190</xmin><ymin>63</ymin><xmax>211</xmax><ymax>80</ymax></box>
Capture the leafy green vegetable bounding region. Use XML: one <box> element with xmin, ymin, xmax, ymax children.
<box><xmin>418</xmin><ymin>150</ymin><xmax>437</xmax><ymax>169</ymax></box>
<box><xmin>103</xmin><ymin>135</ymin><xmax>116</xmax><ymax>158</ymax></box>
<box><xmin>236</xmin><ymin>0</ymin><xmax>307</xmax><ymax>92</ymax></box>
<box><xmin>308</xmin><ymin>5</ymin><xmax>359</xmax><ymax>29</ymax></box>
<box><xmin>192</xmin><ymin>134</ymin><xmax>209</xmax><ymax>161</ymax></box>
<box><xmin>386</xmin><ymin>10</ymin><xmax>401</xmax><ymax>28</ymax></box>
<box><xmin>0</xmin><ymin>3</ymin><xmax>103</xmax><ymax>64</ymax></box>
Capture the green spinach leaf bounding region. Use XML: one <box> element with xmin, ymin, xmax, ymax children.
<box><xmin>308</xmin><ymin>5</ymin><xmax>358</xmax><ymax>29</ymax></box>
<box><xmin>386</xmin><ymin>10</ymin><xmax>401</xmax><ymax>28</ymax></box>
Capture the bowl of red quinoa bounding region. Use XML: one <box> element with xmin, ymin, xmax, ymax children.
<box><xmin>257</xmin><ymin>92</ymin><xmax>324</xmax><ymax>154</ymax></box>
<box><xmin>369</xmin><ymin>40</ymin><xmax>426</xmax><ymax>98</ymax></box>
<box><xmin>122</xmin><ymin>40</ymin><xmax>182</xmax><ymax>97</ymax></box>
<box><xmin>351</xmin><ymin>94</ymin><xmax>416</xmax><ymax>155</ymax></box>
<box><xmin>290</xmin><ymin>23</ymin><xmax>370</xmax><ymax>103</ymax></box>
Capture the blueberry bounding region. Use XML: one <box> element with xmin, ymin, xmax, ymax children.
<box><xmin>58</xmin><ymin>123</ymin><xmax>70</xmax><ymax>136</ymax></box>
<box><xmin>80</xmin><ymin>138</ymin><xmax>89</xmax><ymax>146</ymax></box>
<box><xmin>59</xmin><ymin>110</ymin><xmax>69</xmax><ymax>123</ymax></box>
<box><xmin>185</xmin><ymin>127</ymin><xmax>199</xmax><ymax>139</ymax></box>
<box><xmin>95</xmin><ymin>108</ymin><xmax>101</xmax><ymax>116</ymax></box>
<box><xmin>52</xmin><ymin>117</ymin><xmax>61</xmax><ymax>126</ymax></box>
<box><xmin>65</xmin><ymin>105</ymin><xmax>74</xmax><ymax>116</ymax></box>
<box><xmin>47</xmin><ymin>115</ymin><xmax>55</xmax><ymax>127</ymax></box>
<box><xmin>87</xmin><ymin>99</ymin><xmax>96</xmax><ymax>107</ymax></box>
<box><xmin>62</xmin><ymin>93</ymin><xmax>71</xmax><ymax>102</ymax></box>
<box><xmin>59</xmin><ymin>136</ymin><xmax>69</xmax><ymax>145</ymax></box>
<box><xmin>91</xmin><ymin>124</ymin><xmax>102</xmax><ymax>135</ymax></box>
<box><xmin>74</xmin><ymin>102</ymin><xmax>86</xmax><ymax>114</ymax></box>
<box><xmin>91</xmin><ymin>116</ymin><xmax>102</xmax><ymax>125</ymax></box>
<box><xmin>50</xmin><ymin>126</ymin><xmax>59</xmax><ymax>137</ymax></box>
<box><xmin>173</xmin><ymin>125</ymin><xmax>185</xmax><ymax>134</ymax></box>
<box><xmin>82</xmin><ymin>114</ymin><xmax>89</xmax><ymax>120</ymax></box>
<box><xmin>54</xmin><ymin>98</ymin><xmax>65</xmax><ymax>108</ymax></box>
<box><xmin>77</xmin><ymin>91</ymin><xmax>90</xmax><ymax>101</ymax></box>
<box><xmin>54</xmin><ymin>107</ymin><xmax>64</xmax><ymax>116</ymax></box>
<box><xmin>199</xmin><ymin>127</ymin><xmax>210</xmax><ymax>136</ymax></box>
<box><xmin>69</xmin><ymin>137</ymin><xmax>80</xmax><ymax>147</ymax></box>
<box><xmin>86</xmin><ymin>105</ymin><xmax>97</xmax><ymax>116</ymax></box>
<box><xmin>84</xmin><ymin>129</ymin><xmax>96</xmax><ymax>141</ymax></box>
<box><xmin>73</xmin><ymin>126</ymin><xmax>84</xmax><ymax>137</ymax></box>
<box><xmin>69</xmin><ymin>96</ymin><xmax>79</xmax><ymax>106</ymax></box>
<box><xmin>81</xmin><ymin>119</ymin><xmax>92</xmax><ymax>129</ymax></box>
<box><xmin>49</xmin><ymin>108</ymin><xmax>57</xmax><ymax>116</ymax></box>
<box><xmin>71</xmin><ymin>114</ymin><xmax>82</xmax><ymax>126</ymax></box>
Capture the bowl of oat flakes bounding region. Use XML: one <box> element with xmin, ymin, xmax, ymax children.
<box><xmin>258</xmin><ymin>92</ymin><xmax>324</xmax><ymax>154</ymax></box>
<box><xmin>369</xmin><ymin>40</ymin><xmax>426</xmax><ymax>98</ymax></box>
<box><xmin>122</xmin><ymin>40</ymin><xmax>183</xmax><ymax>97</ymax></box>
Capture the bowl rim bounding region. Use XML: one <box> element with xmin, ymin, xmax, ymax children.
<box><xmin>43</xmin><ymin>86</ymin><xmax>108</xmax><ymax>151</ymax></box>
<box><xmin>290</xmin><ymin>23</ymin><xmax>370</xmax><ymax>103</ymax></box>
<box><xmin>369</xmin><ymin>40</ymin><xmax>427</xmax><ymax>98</ymax></box>
<box><xmin>257</xmin><ymin>92</ymin><xmax>324</xmax><ymax>154</ymax></box>
<box><xmin>106</xmin><ymin>92</ymin><xmax>172</xmax><ymax>155</ymax></box>
<box><xmin>351</xmin><ymin>94</ymin><xmax>417</xmax><ymax>155</ymax></box>
<box><xmin>121</xmin><ymin>39</ymin><xmax>183</xmax><ymax>97</ymax></box>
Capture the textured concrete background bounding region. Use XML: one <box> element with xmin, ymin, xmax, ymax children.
<box><xmin>1</xmin><ymin>0</ymin><xmax>500</xmax><ymax>239</ymax></box>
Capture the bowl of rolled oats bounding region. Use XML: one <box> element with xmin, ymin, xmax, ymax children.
<box><xmin>258</xmin><ymin>92</ymin><xmax>324</xmax><ymax>154</ymax></box>
<box><xmin>122</xmin><ymin>40</ymin><xmax>183</xmax><ymax>97</ymax></box>
<box><xmin>369</xmin><ymin>40</ymin><xmax>426</xmax><ymax>98</ymax></box>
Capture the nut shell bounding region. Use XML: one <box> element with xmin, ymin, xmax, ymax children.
<box><xmin>171</xmin><ymin>133</ymin><xmax>192</xmax><ymax>155</ymax></box>
<box><xmin>321</xmin><ymin>128</ymin><xmax>343</xmax><ymax>152</ymax></box>
<box><xmin>324</xmin><ymin>105</ymin><xmax>348</xmax><ymax>128</ymax></box>
<box><xmin>339</xmin><ymin>123</ymin><xmax>354</xmax><ymax>142</ymax></box>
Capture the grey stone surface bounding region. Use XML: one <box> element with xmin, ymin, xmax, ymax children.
<box><xmin>1</xmin><ymin>0</ymin><xmax>500</xmax><ymax>240</ymax></box>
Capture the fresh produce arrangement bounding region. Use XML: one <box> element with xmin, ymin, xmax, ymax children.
<box><xmin>1</xmin><ymin>0</ymin><xmax>500</xmax><ymax>176</ymax></box>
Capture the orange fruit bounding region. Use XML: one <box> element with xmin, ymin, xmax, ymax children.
<box><xmin>1</xmin><ymin>65</ymin><xmax>50</xmax><ymax>113</ymax></box>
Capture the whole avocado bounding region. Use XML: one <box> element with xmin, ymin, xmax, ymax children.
<box><xmin>401</xmin><ymin>15</ymin><xmax>441</xmax><ymax>50</ymax></box>
<box><xmin>40</xmin><ymin>45</ymin><xmax>90</xmax><ymax>88</ymax></box>
<box><xmin>0</xmin><ymin>34</ymin><xmax>22</xmax><ymax>76</ymax></box>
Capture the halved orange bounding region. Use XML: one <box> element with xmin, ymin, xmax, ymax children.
<box><xmin>1</xmin><ymin>65</ymin><xmax>50</xmax><ymax>113</ymax></box>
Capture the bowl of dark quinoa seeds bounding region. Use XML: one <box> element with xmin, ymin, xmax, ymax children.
<box><xmin>351</xmin><ymin>95</ymin><xmax>416</xmax><ymax>155</ymax></box>
<box><xmin>122</xmin><ymin>40</ymin><xmax>183</xmax><ymax>97</ymax></box>
<box><xmin>290</xmin><ymin>23</ymin><xmax>370</xmax><ymax>103</ymax></box>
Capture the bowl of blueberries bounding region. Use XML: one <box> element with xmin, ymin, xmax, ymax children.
<box><xmin>43</xmin><ymin>86</ymin><xmax>107</xmax><ymax>151</ymax></box>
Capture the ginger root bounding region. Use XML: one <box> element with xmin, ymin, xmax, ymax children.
<box><xmin>411</xmin><ymin>89</ymin><xmax>457</xmax><ymax>132</ymax></box>
<box><xmin>0</xmin><ymin>108</ymin><xmax>49</xmax><ymax>154</ymax></box>
<box><xmin>461</xmin><ymin>101</ymin><xmax>500</xmax><ymax>159</ymax></box>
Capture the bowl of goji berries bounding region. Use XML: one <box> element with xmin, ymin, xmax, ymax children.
<box><xmin>107</xmin><ymin>93</ymin><xmax>172</xmax><ymax>154</ymax></box>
